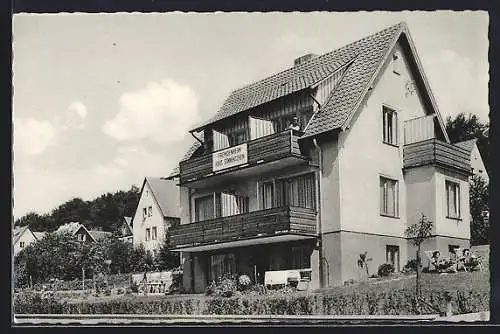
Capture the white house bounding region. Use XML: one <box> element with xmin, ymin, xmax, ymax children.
<box><xmin>13</xmin><ymin>226</ymin><xmax>37</xmax><ymax>256</ymax></box>
<box><xmin>132</xmin><ymin>177</ymin><xmax>181</xmax><ymax>258</ymax></box>
<box><xmin>168</xmin><ymin>22</ymin><xmax>474</xmax><ymax>292</ymax></box>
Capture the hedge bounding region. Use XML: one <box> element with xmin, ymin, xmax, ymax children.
<box><xmin>14</xmin><ymin>287</ymin><xmax>489</xmax><ymax>315</ymax></box>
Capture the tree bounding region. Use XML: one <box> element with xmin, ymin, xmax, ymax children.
<box><xmin>470</xmin><ymin>174</ymin><xmax>489</xmax><ymax>245</ymax></box>
<box><xmin>155</xmin><ymin>230</ymin><xmax>180</xmax><ymax>271</ymax></box>
<box><xmin>14</xmin><ymin>184</ymin><xmax>141</xmax><ymax>234</ymax></box>
<box><xmin>404</xmin><ymin>214</ymin><xmax>433</xmax><ymax>302</ymax></box>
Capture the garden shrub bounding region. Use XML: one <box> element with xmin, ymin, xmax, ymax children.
<box><xmin>402</xmin><ymin>259</ymin><xmax>420</xmax><ymax>273</ymax></box>
<box><xmin>378</xmin><ymin>263</ymin><xmax>395</xmax><ymax>277</ymax></box>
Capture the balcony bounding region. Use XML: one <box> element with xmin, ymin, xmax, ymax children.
<box><xmin>179</xmin><ymin>130</ymin><xmax>309</xmax><ymax>187</ymax></box>
<box><xmin>403</xmin><ymin>138</ymin><xmax>471</xmax><ymax>174</ymax></box>
<box><xmin>169</xmin><ymin>206</ymin><xmax>317</xmax><ymax>252</ymax></box>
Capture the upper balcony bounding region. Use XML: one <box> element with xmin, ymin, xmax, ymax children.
<box><xmin>403</xmin><ymin>138</ymin><xmax>471</xmax><ymax>175</ymax></box>
<box><xmin>179</xmin><ymin>129</ymin><xmax>310</xmax><ymax>188</ymax></box>
<box><xmin>169</xmin><ymin>206</ymin><xmax>317</xmax><ymax>252</ymax></box>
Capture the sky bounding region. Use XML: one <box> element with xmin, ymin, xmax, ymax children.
<box><xmin>12</xmin><ymin>11</ymin><xmax>489</xmax><ymax>219</ymax></box>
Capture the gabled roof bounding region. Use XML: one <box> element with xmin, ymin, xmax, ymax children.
<box><xmin>192</xmin><ymin>51</ymin><xmax>356</xmax><ymax>132</ymax></box>
<box><xmin>32</xmin><ymin>231</ymin><xmax>47</xmax><ymax>241</ymax></box>
<box><xmin>124</xmin><ymin>216</ymin><xmax>132</xmax><ymax>226</ymax></box>
<box><xmin>55</xmin><ymin>222</ymin><xmax>95</xmax><ymax>241</ymax></box>
<box><xmin>303</xmin><ymin>22</ymin><xmax>449</xmax><ymax>140</ymax></box>
<box><xmin>143</xmin><ymin>177</ymin><xmax>180</xmax><ymax>218</ymax></box>
<box><xmin>121</xmin><ymin>216</ymin><xmax>133</xmax><ymax>236</ymax></box>
<box><xmin>177</xmin><ymin>22</ymin><xmax>450</xmax><ymax>169</ymax></box>
<box><xmin>13</xmin><ymin>226</ymin><xmax>31</xmax><ymax>244</ymax></box>
<box><xmin>454</xmin><ymin>139</ymin><xmax>477</xmax><ymax>153</ymax></box>
<box><xmin>89</xmin><ymin>230</ymin><xmax>113</xmax><ymax>241</ymax></box>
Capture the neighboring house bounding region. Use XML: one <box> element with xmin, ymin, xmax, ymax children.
<box><xmin>118</xmin><ymin>216</ymin><xmax>134</xmax><ymax>243</ymax></box>
<box><xmin>55</xmin><ymin>222</ymin><xmax>95</xmax><ymax>243</ymax></box>
<box><xmin>88</xmin><ymin>230</ymin><xmax>113</xmax><ymax>242</ymax></box>
<box><xmin>32</xmin><ymin>231</ymin><xmax>47</xmax><ymax>241</ymax></box>
<box><xmin>454</xmin><ymin>139</ymin><xmax>489</xmax><ymax>184</ymax></box>
<box><xmin>13</xmin><ymin>226</ymin><xmax>37</xmax><ymax>256</ymax></box>
<box><xmin>132</xmin><ymin>177</ymin><xmax>181</xmax><ymax>258</ymax></box>
<box><xmin>168</xmin><ymin>22</ymin><xmax>473</xmax><ymax>292</ymax></box>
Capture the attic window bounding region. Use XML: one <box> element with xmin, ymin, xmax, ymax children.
<box><xmin>393</xmin><ymin>52</ymin><xmax>402</xmax><ymax>75</ymax></box>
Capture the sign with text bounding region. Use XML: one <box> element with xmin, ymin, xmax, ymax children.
<box><xmin>212</xmin><ymin>143</ymin><xmax>248</xmax><ymax>172</ymax></box>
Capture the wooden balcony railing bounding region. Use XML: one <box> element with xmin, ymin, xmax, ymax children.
<box><xmin>179</xmin><ymin>130</ymin><xmax>307</xmax><ymax>184</ymax></box>
<box><xmin>403</xmin><ymin>138</ymin><xmax>471</xmax><ymax>174</ymax></box>
<box><xmin>169</xmin><ymin>206</ymin><xmax>317</xmax><ymax>249</ymax></box>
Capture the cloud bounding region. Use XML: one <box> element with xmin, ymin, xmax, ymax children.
<box><xmin>14</xmin><ymin>117</ymin><xmax>56</xmax><ymax>155</ymax></box>
<box><xmin>55</xmin><ymin>100</ymin><xmax>88</xmax><ymax>130</ymax></box>
<box><xmin>68</xmin><ymin>100</ymin><xmax>87</xmax><ymax>120</ymax></box>
<box><xmin>102</xmin><ymin>79</ymin><xmax>200</xmax><ymax>143</ymax></box>
<box><xmin>13</xmin><ymin>144</ymin><xmax>175</xmax><ymax>219</ymax></box>
<box><xmin>421</xmin><ymin>49</ymin><xmax>489</xmax><ymax>122</ymax></box>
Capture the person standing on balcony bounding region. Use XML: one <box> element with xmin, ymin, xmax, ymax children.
<box><xmin>288</xmin><ymin>117</ymin><xmax>301</xmax><ymax>131</ymax></box>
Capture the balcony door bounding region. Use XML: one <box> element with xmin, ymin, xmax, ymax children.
<box><xmin>249</xmin><ymin>116</ymin><xmax>275</xmax><ymax>140</ymax></box>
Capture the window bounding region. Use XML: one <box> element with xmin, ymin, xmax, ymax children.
<box><xmin>380</xmin><ymin>177</ymin><xmax>399</xmax><ymax>217</ymax></box>
<box><xmin>152</xmin><ymin>249</ymin><xmax>157</xmax><ymax>258</ymax></box>
<box><xmin>195</xmin><ymin>195</ymin><xmax>215</xmax><ymax>222</ymax></box>
<box><xmin>446</xmin><ymin>180</ymin><xmax>461</xmax><ymax>219</ymax></box>
<box><xmin>146</xmin><ymin>190</ymin><xmax>149</xmax><ymax>197</ymax></box>
<box><xmin>152</xmin><ymin>227</ymin><xmax>157</xmax><ymax>240</ymax></box>
<box><xmin>292</xmin><ymin>246</ymin><xmax>311</xmax><ymax>269</ymax></box>
<box><xmin>275</xmin><ymin>173</ymin><xmax>316</xmax><ymax>209</ymax></box>
<box><xmin>261</xmin><ymin>181</ymin><xmax>274</xmax><ymax>209</ymax></box>
<box><xmin>382</xmin><ymin>106</ymin><xmax>398</xmax><ymax>146</ymax></box>
<box><xmin>77</xmin><ymin>233</ymin><xmax>86</xmax><ymax>242</ymax></box>
<box><xmin>209</xmin><ymin>253</ymin><xmax>236</xmax><ymax>282</ymax></box>
<box><xmin>142</xmin><ymin>208</ymin><xmax>147</xmax><ymax>220</ymax></box>
<box><xmin>148</xmin><ymin>206</ymin><xmax>153</xmax><ymax>217</ymax></box>
<box><xmin>20</xmin><ymin>241</ymin><xmax>25</xmax><ymax>248</ymax></box>
<box><xmin>145</xmin><ymin>228</ymin><xmax>151</xmax><ymax>241</ymax></box>
<box><xmin>386</xmin><ymin>245</ymin><xmax>400</xmax><ymax>271</ymax></box>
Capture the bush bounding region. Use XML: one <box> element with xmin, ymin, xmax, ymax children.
<box><xmin>378</xmin><ymin>263</ymin><xmax>395</xmax><ymax>277</ymax></box>
<box><xmin>402</xmin><ymin>259</ymin><xmax>420</xmax><ymax>273</ymax></box>
<box><xmin>344</xmin><ymin>279</ymin><xmax>357</xmax><ymax>286</ymax></box>
<box><xmin>168</xmin><ymin>267</ymin><xmax>184</xmax><ymax>294</ymax></box>
<box><xmin>130</xmin><ymin>282</ymin><xmax>139</xmax><ymax>293</ymax></box>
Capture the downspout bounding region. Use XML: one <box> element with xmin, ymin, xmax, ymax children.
<box><xmin>190</xmin><ymin>131</ymin><xmax>204</xmax><ymax>146</ymax></box>
<box><xmin>312</xmin><ymin>137</ymin><xmax>324</xmax><ymax>288</ymax></box>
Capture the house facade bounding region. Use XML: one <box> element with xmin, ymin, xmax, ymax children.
<box><xmin>168</xmin><ymin>22</ymin><xmax>472</xmax><ymax>292</ymax></box>
<box><xmin>132</xmin><ymin>177</ymin><xmax>181</xmax><ymax>257</ymax></box>
<box><xmin>13</xmin><ymin>226</ymin><xmax>37</xmax><ymax>256</ymax></box>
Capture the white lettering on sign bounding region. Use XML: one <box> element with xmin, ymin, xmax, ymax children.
<box><xmin>212</xmin><ymin>143</ymin><xmax>248</xmax><ymax>172</ymax></box>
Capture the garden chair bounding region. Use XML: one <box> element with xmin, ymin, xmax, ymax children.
<box><xmin>264</xmin><ymin>270</ymin><xmax>288</xmax><ymax>289</ymax></box>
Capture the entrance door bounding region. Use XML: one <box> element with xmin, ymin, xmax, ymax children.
<box><xmin>250</xmin><ymin>250</ymin><xmax>269</xmax><ymax>284</ymax></box>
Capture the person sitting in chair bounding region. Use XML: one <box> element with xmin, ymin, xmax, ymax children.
<box><xmin>462</xmin><ymin>249</ymin><xmax>480</xmax><ymax>270</ymax></box>
<box><xmin>430</xmin><ymin>251</ymin><xmax>441</xmax><ymax>271</ymax></box>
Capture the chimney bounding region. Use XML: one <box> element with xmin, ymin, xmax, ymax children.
<box><xmin>294</xmin><ymin>53</ymin><xmax>318</xmax><ymax>66</ymax></box>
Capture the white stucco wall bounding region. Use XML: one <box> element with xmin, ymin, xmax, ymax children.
<box><xmin>132</xmin><ymin>181</ymin><xmax>167</xmax><ymax>254</ymax></box>
<box><xmin>434</xmin><ymin>167</ymin><xmax>471</xmax><ymax>240</ymax></box>
<box><xmin>13</xmin><ymin>229</ymin><xmax>37</xmax><ymax>256</ymax></box>
<box><xmin>338</xmin><ymin>41</ymin><xmax>432</xmax><ymax>237</ymax></box>
<box><xmin>404</xmin><ymin>165</ymin><xmax>437</xmax><ymax>233</ymax></box>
